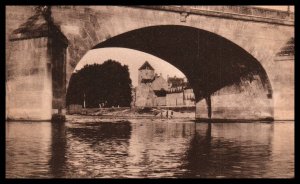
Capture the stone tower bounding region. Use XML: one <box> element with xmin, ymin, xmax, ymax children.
<box><xmin>138</xmin><ymin>61</ymin><xmax>155</xmax><ymax>84</ymax></box>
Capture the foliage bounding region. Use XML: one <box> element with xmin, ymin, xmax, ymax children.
<box><xmin>66</xmin><ymin>60</ymin><xmax>132</xmax><ymax>108</ymax></box>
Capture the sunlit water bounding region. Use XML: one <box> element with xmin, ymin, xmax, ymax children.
<box><xmin>6</xmin><ymin>117</ymin><xmax>294</xmax><ymax>178</ymax></box>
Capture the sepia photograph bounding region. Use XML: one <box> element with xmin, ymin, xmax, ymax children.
<box><xmin>5</xmin><ymin>5</ymin><xmax>294</xmax><ymax>178</ymax></box>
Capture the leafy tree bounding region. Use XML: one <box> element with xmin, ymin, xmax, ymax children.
<box><xmin>66</xmin><ymin>60</ymin><xmax>132</xmax><ymax>108</ymax></box>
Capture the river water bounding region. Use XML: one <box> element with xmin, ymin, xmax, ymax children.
<box><xmin>6</xmin><ymin>117</ymin><xmax>294</xmax><ymax>178</ymax></box>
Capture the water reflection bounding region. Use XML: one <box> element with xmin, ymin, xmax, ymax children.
<box><xmin>180</xmin><ymin>123</ymin><xmax>212</xmax><ymax>178</ymax></box>
<box><xmin>181</xmin><ymin>123</ymin><xmax>275</xmax><ymax>178</ymax></box>
<box><xmin>6</xmin><ymin>119</ymin><xmax>294</xmax><ymax>178</ymax></box>
<box><xmin>125</xmin><ymin>119</ymin><xmax>194</xmax><ymax>178</ymax></box>
<box><xmin>65</xmin><ymin>120</ymin><xmax>132</xmax><ymax>178</ymax></box>
<box><xmin>6</xmin><ymin>121</ymin><xmax>52</xmax><ymax>178</ymax></box>
<box><xmin>49</xmin><ymin>122</ymin><xmax>67</xmax><ymax>178</ymax></box>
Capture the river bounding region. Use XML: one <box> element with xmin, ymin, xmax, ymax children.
<box><xmin>6</xmin><ymin>116</ymin><xmax>294</xmax><ymax>178</ymax></box>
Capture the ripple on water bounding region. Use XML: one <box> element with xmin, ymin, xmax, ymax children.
<box><xmin>6</xmin><ymin>120</ymin><xmax>294</xmax><ymax>178</ymax></box>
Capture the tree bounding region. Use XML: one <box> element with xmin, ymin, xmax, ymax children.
<box><xmin>66</xmin><ymin>60</ymin><xmax>132</xmax><ymax>108</ymax></box>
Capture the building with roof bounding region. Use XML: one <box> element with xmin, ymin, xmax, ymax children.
<box><xmin>133</xmin><ymin>61</ymin><xmax>195</xmax><ymax>107</ymax></box>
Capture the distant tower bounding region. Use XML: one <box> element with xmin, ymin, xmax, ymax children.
<box><xmin>138</xmin><ymin>61</ymin><xmax>155</xmax><ymax>84</ymax></box>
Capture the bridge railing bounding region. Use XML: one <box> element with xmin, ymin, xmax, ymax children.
<box><xmin>188</xmin><ymin>6</ymin><xmax>294</xmax><ymax>20</ymax></box>
<box><xmin>136</xmin><ymin>6</ymin><xmax>294</xmax><ymax>25</ymax></box>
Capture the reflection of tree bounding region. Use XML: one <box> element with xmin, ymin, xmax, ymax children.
<box><xmin>49</xmin><ymin>122</ymin><xmax>67</xmax><ymax>178</ymax></box>
<box><xmin>63</xmin><ymin>121</ymin><xmax>132</xmax><ymax>177</ymax></box>
<box><xmin>67</xmin><ymin>121</ymin><xmax>132</xmax><ymax>147</ymax></box>
<box><xmin>66</xmin><ymin>60</ymin><xmax>132</xmax><ymax>108</ymax></box>
<box><xmin>180</xmin><ymin>123</ymin><xmax>273</xmax><ymax>178</ymax></box>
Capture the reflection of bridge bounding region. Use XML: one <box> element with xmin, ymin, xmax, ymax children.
<box><xmin>6</xmin><ymin>6</ymin><xmax>294</xmax><ymax>121</ymax></box>
<box><xmin>63</xmin><ymin>119</ymin><xmax>277</xmax><ymax>177</ymax></box>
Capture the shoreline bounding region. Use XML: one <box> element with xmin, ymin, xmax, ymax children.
<box><xmin>67</xmin><ymin>107</ymin><xmax>196</xmax><ymax>120</ymax></box>
<box><xmin>66</xmin><ymin>114</ymin><xmax>196</xmax><ymax>120</ymax></box>
<box><xmin>65</xmin><ymin>114</ymin><xmax>277</xmax><ymax>123</ymax></box>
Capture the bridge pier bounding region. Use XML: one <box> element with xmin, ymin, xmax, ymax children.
<box><xmin>195</xmin><ymin>80</ymin><xmax>274</xmax><ymax>121</ymax></box>
<box><xmin>6</xmin><ymin>6</ymin><xmax>68</xmax><ymax>121</ymax></box>
<box><xmin>195</xmin><ymin>99</ymin><xmax>210</xmax><ymax>120</ymax></box>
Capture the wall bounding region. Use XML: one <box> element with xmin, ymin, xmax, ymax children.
<box><xmin>6</xmin><ymin>38</ymin><xmax>53</xmax><ymax>120</ymax></box>
<box><xmin>272</xmin><ymin>59</ymin><xmax>294</xmax><ymax>120</ymax></box>
<box><xmin>166</xmin><ymin>93</ymin><xmax>184</xmax><ymax>106</ymax></box>
<box><xmin>51</xmin><ymin>37</ymin><xmax>67</xmax><ymax>114</ymax></box>
<box><xmin>6</xmin><ymin>6</ymin><xmax>35</xmax><ymax>63</ymax></box>
<box><xmin>196</xmin><ymin>75</ymin><xmax>273</xmax><ymax>120</ymax></box>
<box><xmin>154</xmin><ymin>97</ymin><xmax>166</xmax><ymax>106</ymax></box>
<box><xmin>134</xmin><ymin>84</ymin><xmax>155</xmax><ymax>107</ymax></box>
<box><xmin>183</xmin><ymin>89</ymin><xmax>195</xmax><ymax>106</ymax></box>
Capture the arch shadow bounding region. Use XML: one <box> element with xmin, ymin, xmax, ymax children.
<box><xmin>68</xmin><ymin>25</ymin><xmax>273</xmax><ymax>119</ymax></box>
<box><xmin>92</xmin><ymin>25</ymin><xmax>273</xmax><ymax>102</ymax></box>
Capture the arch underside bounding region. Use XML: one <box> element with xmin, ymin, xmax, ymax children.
<box><xmin>92</xmin><ymin>25</ymin><xmax>272</xmax><ymax>103</ymax></box>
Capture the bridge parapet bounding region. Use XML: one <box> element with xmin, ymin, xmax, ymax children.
<box><xmin>136</xmin><ymin>6</ymin><xmax>294</xmax><ymax>26</ymax></box>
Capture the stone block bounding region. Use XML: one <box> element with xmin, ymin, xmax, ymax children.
<box><xmin>6</xmin><ymin>38</ymin><xmax>52</xmax><ymax>120</ymax></box>
<box><xmin>195</xmin><ymin>100</ymin><xmax>209</xmax><ymax>119</ymax></box>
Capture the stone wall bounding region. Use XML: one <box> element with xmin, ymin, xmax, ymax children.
<box><xmin>154</xmin><ymin>97</ymin><xmax>166</xmax><ymax>106</ymax></box>
<box><xmin>6</xmin><ymin>6</ymin><xmax>68</xmax><ymax>120</ymax></box>
<box><xmin>166</xmin><ymin>93</ymin><xmax>184</xmax><ymax>106</ymax></box>
<box><xmin>165</xmin><ymin>90</ymin><xmax>195</xmax><ymax>107</ymax></box>
<box><xmin>134</xmin><ymin>84</ymin><xmax>155</xmax><ymax>107</ymax></box>
<box><xmin>183</xmin><ymin>89</ymin><xmax>195</xmax><ymax>106</ymax></box>
<box><xmin>50</xmin><ymin>37</ymin><xmax>67</xmax><ymax>113</ymax></box>
<box><xmin>196</xmin><ymin>76</ymin><xmax>273</xmax><ymax>120</ymax></box>
<box><xmin>272</xmin><ymin>60</ymin><xmax>294</xmax><ymax>119</ymax></box>
<box><xmin>6</xmin><ymin>38</ymin><xmax>53</xmax><ymax>120</ymax></box>
<box><xmin>6</xmin><ymin>6</ymin><xmax>35</xmax><ymax>63</ymax></box>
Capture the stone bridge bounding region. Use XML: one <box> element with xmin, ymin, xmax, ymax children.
<box><xmin>6</xmin><ymin>6</ymin><xmax>294</xmax><ymax>121</ymax></box>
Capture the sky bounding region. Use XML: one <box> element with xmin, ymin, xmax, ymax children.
<box><xmin>75</xmin><ymin>48</ymin><xmax>185</xmax><ymax>87</ymax></box>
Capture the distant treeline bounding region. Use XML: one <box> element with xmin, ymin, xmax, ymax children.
<box><xmin>66</xmin><ymin>60</ymin><xmax>132</xmax><ymax>108</ymax></box>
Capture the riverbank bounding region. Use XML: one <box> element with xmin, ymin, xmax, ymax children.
<box><xmin>68</xmin><ymin>107</ymin><xmax>196</xmax><ymax>119</ymax></box>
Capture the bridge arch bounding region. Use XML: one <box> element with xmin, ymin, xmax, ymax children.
<box><xmin>67</xmin><ymin>25</ymin><xmax>274</xmax><ymax>120</ymax></box>
<box><xmin>7</xmin><ymin>6</ymin><xmax>294</xmax><ymax>120</ymax></box>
